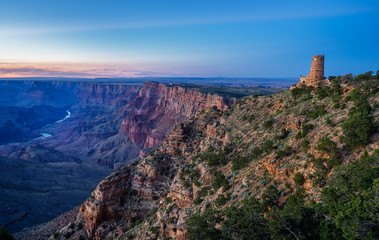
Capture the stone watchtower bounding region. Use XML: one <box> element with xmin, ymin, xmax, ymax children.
<box><xmin>296</xmin><ymin>55</ymin><xmax>330</xmax><ymax>87</ymax></box>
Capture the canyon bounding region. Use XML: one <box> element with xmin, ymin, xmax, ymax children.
<box><xmin>0</xmin><ymin>80</ymin><xmax>268</xmax><ymax>233</ymax></box>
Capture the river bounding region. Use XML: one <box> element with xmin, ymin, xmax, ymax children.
<box><xmin>36</xmin><ymin>110</ymin><xmax>71</xmax><ymax>140</ymax></box>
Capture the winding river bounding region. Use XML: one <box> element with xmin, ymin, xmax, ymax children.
<box><xmin>36</xmin><ymin>110</ymin><xmax>71</xmax><ymax>140</ymax></box>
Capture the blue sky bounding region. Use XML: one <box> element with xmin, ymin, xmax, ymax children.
<box><xmin>0</xmin><ymin>0</ymin><xmax>378</xmax><ymax>78</ymax></box>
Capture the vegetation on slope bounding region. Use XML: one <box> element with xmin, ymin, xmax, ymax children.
<box><xmin>184</xmin><ymin>71</ymin><xmax>378</xmax><ymax>240</ymax></box>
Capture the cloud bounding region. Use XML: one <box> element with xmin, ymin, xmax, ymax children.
<box><xmin>0</xmin><ymin>66</ymin><xmax>95</xmax><ymax>77</ymax></box>
<box><xmin>0</xmin><ymin>64</ymin><xmax>179</xmax><ymax>78</ymax></box>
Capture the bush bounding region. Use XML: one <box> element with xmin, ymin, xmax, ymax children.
<box><xmin>190</xmin><ymin>168</ymin><xmax>201</xmax><ymax>181</ymax></box>
<box><xmin>275</xmin><ymin>146</ymin><xmax>292</xmax><ymax>160</ymax></box>
<box><xmin>277</xmin><ymin>128</ymin><xmax>290</xmax><ymax>139</ymax></box>
<box><xmin>291</xmin><ymin>85</ymin><xmax>313</xmax><ymax>99</ymax></box>
<box><xmin>310</xmin><ymin>158</ymin><xmax>329</xmax><ymax>187</ymax></box>
<box><xmin>152</xmin><ymin>195</ymin><xmax>160</xmax><ymax>200</ymax></box>
<box><xmin>222</xmin><ymin>199</ymin><xmax>269</xmax><ymax>240</ymax></box>
<box><xmin>301</xmin><ymin>104</ymin><xmax>327</xmax><ymax>119</ymax></box>
<box><xmin>187</xmin><ymin>209</ymin><xmax>223</xmax><ymax>240</ymax></box>
<box><xmin>250</xmin><ymin>146</ymin><xmax>263</xmax><ymax>160</ymax></box>
<box><xmin>212</xmin><ymin>171</ymin><xmax>229</xmax><ymax>191</ymax></box>
<box><xmin>294</xmin><ymin>172</ymin><xmax>305</xmax><ymax>187</ymax></box>
<box><xmin>321</xmin><ymin>153</ymin><xmax>379</xmax><ymax>239</ymax></box>
<box><xmin>261</xmin><ymin>184</ymin><xmax>280</xmax><ymax>210</ymax></box>
<box><xmin>214</xmin><ymin>194</ymin><xmax>229</xmax><ymax>207</ymax></box>
<box><xmin>199</xmin><ymin>148</ymin><xmax>229</xmax><ymax>167</ymax></box>
<box><xmin>197</xmin><ymin>187</ymin><xmax>211</xmax><ymax>198</ymax></box>
<box><xmin>316</xmin><ymin>85</ymin><xmax>330</xmax><ymax>99</ymax></box>
<box><xmin>194</xmin><ymin>197</ymin><xmax>203</xmax><ymax>205</ymax></box>
<box><xmin>316</xmin><ymin>136</ymin><xmax>341</xmax><ymax>167</ymax></box>
<box><xmin>261</xmin><ymin>140</ymin><xmax>275</xmax><ymax>152</ymax></box>
<box><xmin>129</xmin><ymin>217</ymin><xmax>143</xmax><ymax>229</ymax></box>
<box><xmin>301</xmin><ymin>140</ymin><xmax>310</xmax><ymax>153</ymax></box>
<box><xmin>263</xmin><ymin>118</ymin><xmax>274</xmax><ymax>130</ymax></box>
<box><xmin>325</xmin><ymin>117</ymin><xmax>335</xmax><ymax>127</ymax></box>
<box><xmin>295</xmin><ymin>123</ymin><xmax>314</xmax><ymax>139</ymax></box>
<box><xmin>232</xmin><ymin>153</ymin><xmax>248</xmax><ymax>171</ymax></box>
<box><xmin>341</xmin><ymin>93</ymin><xmax>375</xmax><ymax>149</ymax></box>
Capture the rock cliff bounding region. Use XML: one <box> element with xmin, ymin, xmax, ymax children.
<box><xmin>120</xmin><ymin>82</ymin><xmax>234</xmax><ymax>149</ymax></box>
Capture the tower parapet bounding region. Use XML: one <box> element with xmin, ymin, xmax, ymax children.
<box><xmin>296</xmin><ymin>55</ymin><xmax>330</xmax><ymax>87</ymax></box>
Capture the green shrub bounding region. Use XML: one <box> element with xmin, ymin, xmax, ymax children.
<box><xmin>197</xmin><ymin>187</ymin><xmax>211</xmax><ymax>198</ymax></box>
<box><xmin>261</xmin><ymin>184</ymin><xmax>280</xmax><ymax>210</ymax></box>
<box><xmin>263</xmin><ymin>118</ymin><xmax>274</xmax><ymax>130</ymax></box>
<box><xmin>199</xmin><ymin>148</ymin><xmax>228</xmax><ymax>167</ymax></box>
<box><xmin>325</xmin><ymin>117</ymin><xmax>335</xmax><ymax>127</ymax></box>
<box><xmin>294</xmin><ymin>172</ymin><xmax>305</xmax><ymax>187</ymax></box>
<box><xmin>187</xmin><ymin>209</ymin><xmax>223</xmax><ymax>240</ymax></box>
<box><xmin>316</xmin><ymin>136</ymin><xmax>341</xmax><ymax>167</ymax></box>
<box><xmin>261</xmin><ymin>140</ymin><xmax>275</xmax><ymax>152</ymax></box>
<box><xmin>291</xmin><ymin>85</ymin><xmax>313</xmax><ymax>99</ymax></box>
<box><xmin>301</xmin><ymin>140</ymin><xmax>310</xmax><ymax>153</ymax></box>
<box><xmin>275</xmin><ymin>146</ymin><xmax>292</xmax><ymax>160</ymax></box>
<box><xmin>295</xmin><ymin>123</ymin><xmax>314</xmax><ymax>139</ymax></box>
<box><xmin>190</xmin><ymin>168</ymin><xmax>201</xmax><ymax>181</ymax></box>
<box><xmin>316</xmin><ymin>85</ymin><xmax>330</xmax><ymax>99</ymax></box>
<box><xmin>194</xmin><ymin>197</ymin><xmax>203</xmax><ymax>205</ymax></box>
<box><xmin>278</xmin><ymin>128</ymin><xmax>290</xmax><ymax>139</ymax></box>
<box><xmin>321</xmin><ymin>153</ymin><xmax>379</xmax><ymax>239</ymax></box>
<box><xmin>212</xmin><ymin>171</ymin><xmax>229</xmax><ymax>191</ymax></box>
<box><xmin>341</xmin><ymin>93</ymin><xmax>375</xmax><ymax>149</ymax></box>
<box><xmin>301</xmin><ymin>104</ymin><xmax>327</xmax><ymax>119</ymax></box>
<box><xmin>310</xmin><ymin>158</ymin><xmax>330</xmax><ymax>187</ymax></box>
<box><xmin>222</xmin><ymin>199</ymin><xmax>269</xmax><ymax>240</ymax></box>
<box><xmin>214</xmin><ymin>194</ymin><xmax>229</xmax><ymax>207</ymax></box>
<box><xmin>232</xmin><ymin>153</ymin><xmax>248</xmax><ymax>171</ymax></box>
<box><xmin>250</xmin><ymin>146</ymin><xmax>263</xmax><ymax>160</ymax></box>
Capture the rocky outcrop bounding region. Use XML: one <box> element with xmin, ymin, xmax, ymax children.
<box><xmin>79</xmin><ymin>153</ymin><xmax>176</xmax><ymax>239</ymax></box>
<box><xmin>80</xmin><ymin>168</ymin><xmax>132</xmax><ymax>238</ymax></box>
<box><xmin>120</xmin><ymin>82</ymin><xmax>234</xmax><ymax>149</ymax></box>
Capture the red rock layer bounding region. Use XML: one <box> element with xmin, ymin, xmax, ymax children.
<box><xmin>120</xmin><ymin>81</ymin><xmax>233</xmax><ymax>149</ymax></box>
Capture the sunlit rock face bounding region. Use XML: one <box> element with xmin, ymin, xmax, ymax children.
<box><xmin>120</xmin><ymin>81</ymin><xmax>233</xmax><ymax>149</ymax></box>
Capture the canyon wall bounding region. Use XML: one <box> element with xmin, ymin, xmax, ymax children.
<box><xmin>120</xmin><ymin>81</ymin><xmax>234</xmax><ymax>150</ymax></box>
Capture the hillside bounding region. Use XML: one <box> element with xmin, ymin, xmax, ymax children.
<box><xmin>15</xmin><ymin>72</ymin><xmax>379</xmax><ymax>240</ymax></box>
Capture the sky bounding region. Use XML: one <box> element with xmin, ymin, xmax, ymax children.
<box><xmin>0</xmin><ymin>0</ymin><xmax>378</xmax><ymax>78</ymax></box>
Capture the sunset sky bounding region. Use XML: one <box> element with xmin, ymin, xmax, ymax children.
<box><xmin>1</xmin><ymin>0</ymin><xmax>378</xmax><ymax>78</ymax></box>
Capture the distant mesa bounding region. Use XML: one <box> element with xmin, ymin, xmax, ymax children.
<box><xmin>294</xmin><ymin>55</ymin><xmax>330</xmax><ymax>88</ymax></box>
